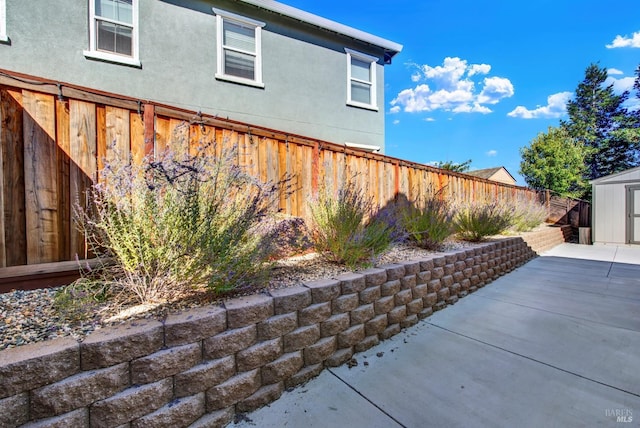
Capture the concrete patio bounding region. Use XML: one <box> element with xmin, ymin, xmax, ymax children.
<box><xmin>230</xmin><ymin>243</ymin><xmax>640</xmax><ymax>427</ymax></box>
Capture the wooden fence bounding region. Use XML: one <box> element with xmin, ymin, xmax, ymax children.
<box><xmin>0</xmin><ymin>70</ymin><xmax>540</xmax><ymax>268</ymax></box>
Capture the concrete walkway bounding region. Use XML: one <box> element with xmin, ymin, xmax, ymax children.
<box><xmin>230</xmin><ymin>244</ymin><xmax>640</xmax><ymax>427</ymax></box>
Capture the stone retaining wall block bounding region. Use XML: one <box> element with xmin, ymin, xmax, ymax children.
<box><xmin>298</xmin><ymin>302</ymin><xmax>331</xmax><ymax>326</ymax></box>
<box><xmin>359</xmin><ymin>286</ymin><xmax>381</xmax><ymax>304</ymax></box>
<box><xmin>320</xmin><ymin>313</ymin><xmax>350</xmax><ymax>337</ymax></box>
<box><xmin>237</xmin><ymin>382</ymin><xmax>284</xmax><ymax>413</ymax></box>
<box><xmin>205</xmin><ymin>370</ymin><xmax>261</xmax><ymax>411</ymax></box>
<box><xmin>0</xmin><ymin>338</ymin><xmax>79</xmax><ymax>397</ymax></box>
<box><xmin>225</xmin><ymin>295</ymin><xmax>274</xmax><ymax>329</ymax></box>
<box><xmin>325</xmin><ymin>348</ymin><xmax>354</xmax><ymax>367</ymax></box>
<box><xmin>257</xmin><ymin>313</ymin><xmax>298</xmax><ymax>341</ymax></box>
<box><xmin>380</xmin><ymin>280</ymin><xmax>401</xmax><ymax>297</ymax></box>
<box><xmin>379</xmin><ymin>324</ymin><xmax>401</xmax><ymax>340</ymax></box>
<box><xmin>332</xmin><ymin>293</ymin><xmax>359</xmax><ymax>314</ymax></box>
<box><xmin>284</xmin><ymin>363</ymin><xmax>323</xmax><ymax>388</ymax></box>
<box><xmin>131</xmin><ymin>343</ymin><xmax>201</xmax><ymax>385</ymax></box>
<box><xmin>81</xmin><ymin>321</ymin><xmax>163</xmax><ymax>370</ymax></box>
<box><xmin>283</xmin><ymin>325</ymin><xmax>321</xmax><ymax>353</ymax></box>
<box><xmin>269</xmin><ymin>286</ymin><xmax>312</xmax><ymax>315</ymax></box>
<box><xmin>31</xmin><ymin>363</ymin><xmax>128</xmax><ymax>419</ymax></box>
<box><xmin>360</xmin><ymin>268</ymin><xmax>387</xmax><ymax>287</ymax></box>
<box><xmin>350</xmin><ymin>303</ymin><xmax>375</xmax><ymax>325</ymax></box>
<box><xmin>337</xmin><ymin>325</ymin><xmax>365</xmax><ymax>348</ymax></box>
<box><xmin>303</xmin><ymin>337</ymin><xmax>337</xmax><ymax>365</ymax></box>
<box><xmin>261</xmin><ymin>352</ymin><xmax>304</xmax><ymax>385</ymax></box>
<box><xmin>0</xmin><ymin>393</ymin><xmax>28</xmax><ymax>428</ymax></box>
<box><xmin>164</xmin><ymin>306</ymin><xmax>226</xmax><ymax>348</ymax></box>
<box><xmin>337</xmin><ymin>273</ymin><xmax>366</xmax><ymax>294</ymax></box>
<box><xmin>303</xmin><ymin>278</ymin><xmax>341</xmax><ymax>303</ymax></box>
<box><xmin>130</xmin><ymin>393</ymin><xmax>205</xmax><ymax>428</ymax></box>
<box><xmin>354</xmin><ymin>335</ymin><xmax>380</xmax><ymax>353</ymax></box>
<box><xmin>387</xmin><ymin>306</ymin><xmax>407</xmax><ymax>325</ymax></box>
<box><xmin>236</xmin><ymin>338</ymin><xmax>283</xmax><ymax>372</ymax></box>
<box><xmin>174</xmin><ymin>356</ymin><xmax>235</xmax><ymax>398</ymax></box>
<box><xmin>189</xmin><ymin>407</ymin><xmax>234</xmax><ymax>428</ymax></box>
<box><xmin>365</xmin><ymin>314</ymin><xmax>388</xmax><ymax>336</ymax></box>
<box><xmin>203</xmin><ymin>325</ymin><xmax>257</xmax><ymax>360</ymax></box>
<box><xmin>90</xmin><ymin>378</ymin><xmax>173</xmax><ymax>428</ymax></box>
<box><xmin>24</xmin><ymin>408</ymin><xmax>89</xmax><ymax>428</ymax></box>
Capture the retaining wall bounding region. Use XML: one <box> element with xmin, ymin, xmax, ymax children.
<box><xmin>0</xmin><ymin>237</ymin><xmax>542</xmax><ymax>428</ymax></box>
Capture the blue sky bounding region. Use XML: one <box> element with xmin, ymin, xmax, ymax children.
<box><xmin>284</xmin><ymin>0</ymin><xmax>640</xmax><ymax>185</ymax></box>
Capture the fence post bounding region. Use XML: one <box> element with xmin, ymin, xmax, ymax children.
<box><xmin>143</xmin><ymin>103</ymin><xmax>155</xmax><ymax>158</ymax></box>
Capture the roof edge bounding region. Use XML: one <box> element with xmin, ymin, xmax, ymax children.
<box><xmin>238</xmin><ymin>0</ymin><xmax>403</xmax><ymax>57</ymax></box>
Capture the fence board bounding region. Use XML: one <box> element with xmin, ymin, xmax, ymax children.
<box><xmin>130</xmin><ymin>112</ymin><xmax>145</xmax><ymax>165</ymax></box>
<box><xmin>56</xmin><ymin>100</ymin><xmax>71</xmax><ymax>260</ymax></box>
<box><xmin>23</xmin><ymin>91</ymin><xmax>59</xmax><ymax>264</ymax></box>
<box><xmin>1</xmin><ymin>89</ymin><xmax>26</xmax><ymax>266</ymax></box>
<box><xmin>69</xmin><ymin>100</ymin><xmax>96</xmax><ymax>260</ymax></box>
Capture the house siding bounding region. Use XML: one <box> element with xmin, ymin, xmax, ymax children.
<box><xmin>0</xmin><ymin>0</ymin><xmax>387</xmax><ymax>150</ymax></box>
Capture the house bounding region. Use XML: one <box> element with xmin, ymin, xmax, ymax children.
<box><xmin>0</xmin><ymin>0</ymin><xmax>402</xmax><ymax>152</ymax></box>
<box><xmin>590</xmin><ymin>166</ymin><xmax>640</xmax><ymax>245</ymax></box>
<box><xmin>466</xmin><ymin>167</ymin><xmax>517</xmax><ymax>186</ymax></box>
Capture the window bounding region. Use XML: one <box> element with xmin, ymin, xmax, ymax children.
<box><xmin>0</xmin><ymin>0</ymin><xmax>7</xmax><ymax>42</ymax></box>
<box><xmin>213</xmin><ymin>8</ymin><xmax>265</xmax><ymax>88</ymax></box>
<box><xmin>85</xmin><ymin>0</ymin><xmax>140</xmax><ymax>66</ymax></box>
<box><xmin>345</xmin><ymin>48</ymin><xmax>378</xmax><ymax>110</ymax></box>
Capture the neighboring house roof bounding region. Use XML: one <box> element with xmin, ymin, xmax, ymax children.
<box><xmin>589</xmin><ymin>166</ymin><xmax>640</xmax><ymax>185</ymax></box>
<box><xmin>237</xmin><ymin>0</ymin><xmax>403</xmax><ymax>62</ymax></box>
<box><xmin>467</xmin><ymin>167</ymin><xmax>517</xmax><ymax>185</ymax></box>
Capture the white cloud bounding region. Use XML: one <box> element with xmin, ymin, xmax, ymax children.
<box><xmin>391</xmin><ymin>57</ymin><xmax>514</xmax><ymax>115</ymax></box>
<box><xmin>477</xmin><ymin>77</ymin><xmax>515</xmax><ymax>104</ymax></box>
<box><xmin>605</xmin><ymin>75</ymin><xmax>635</xmax><ymax>93</ymax></box>
<box><xmin>390</xmin><ymin>105</ymin><xmax>401</xmax><ymax>114</ymax></box>
<box><xmin>507</xmin><ymin>91</ymin><xmax>572</xmax><ymax>119</ymax></box>
<box><xmin>424</xmin><ymin>117</ymin><xmax>436</xmax><ymax>122</ymax></box>
<box><xmin>606</xmin><ymin>31</ymin><xmax>640</xmax><ymax>48</ymax></box>
<box><xmin>486</xmin><ymin>150</ymin><xmax>497</xmax><ymax>157</ymax></box>
<box><xmin>608</xmin><ymin>68</ymin><xmax>624</xmax><ymax>75</ymax></box>
<box><xmin>468</xmin><ymin>64</ymin><xmax>491</xmax><ymax>76</ymax></box>
<box><xmin>392</xmin><ymin>119</ymin><xmax>400</xmax><ymax>125</ymax></box>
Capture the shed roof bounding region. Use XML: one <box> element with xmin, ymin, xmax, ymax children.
<box><xmin>590</xmin><ymin>166</ymin><xmax>640</xmax><ymax>185</ymax></box>
<box><xmin>238</xmin><ymin>0</ymin><xmax>403</xmax><ymax>60</ymax></box>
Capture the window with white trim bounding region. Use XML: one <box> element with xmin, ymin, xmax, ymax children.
<box><xmin>213</xmin><ymin>8</ymin><xmax>265</xmax><ymax>88</ymax></box>
<box><xmin>85</xmin><ymin>0</ymin><xmax>140</xmax><ymax>66</ymax></box>
<box><xmin>0</xmin><ymin>0</ymin><xmax>7</xmax><ymax>42</ymax></box>
<box><xmin>345</xmin><ymin>48</ymin><xmax>378</xmax><ymax>110</ymax></box>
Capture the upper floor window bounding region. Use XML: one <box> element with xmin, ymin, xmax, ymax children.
<box><xmin>345</xmin><ymin>48</ymin><xmax>378</xmax><ymax>110</ymax></box>
<box><xmin>0</xmin><ymin>0</ymin><xmax>7</xmax><ymax>42</ymax></box>
<box><xmin>85</xmin><ymin>0</ymin><xmax>140</xmax><ymax>67</ymax></box>
<box><xmin>213</xmin><ymin>8</ymin><xmax>265</xmax><ymax>88</ymax></box>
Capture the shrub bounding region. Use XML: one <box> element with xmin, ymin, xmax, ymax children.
<box><xmin>75</xmin><ymin>138</ymin><xmax>283</xmax><ymax>304</ymax></box>
<box><xmin>453</xmin><ymin>199</ymin><xmax>514</xmax><ymax>242</ymax></box>
<box><xmin>511</xmin><ymin>198</ymin><xmax>548</xmax><ymax>232</ymax></box>
<box><xmin>401</xmin><ymin>195</ymin><xmax>453</xmax><ymax>250</ymax></box>
<box><xmin>308</xmin><ymin>180</ymin><xmax>395</xmax><ymax>268</ymax></box>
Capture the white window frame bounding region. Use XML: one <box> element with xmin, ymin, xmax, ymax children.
<box><xmin>345</xmin><ymin>48</ymin><xmax>378</xmax><ymax>111</ymax></box>
<box><xmin>213</xmin><ymin>8</ymin><xmax>265</xmax><ymax>88</ymax></box>
<box><xmin>84</xmin><ymin>0</ymin><xmax>140</xmax><ymax>67</ymax></box>
<box><xmin>344</xmin><ymin>142</ymin><xmax>381</xmax><ymax>153</ymax></box>
<box><xmin>0</xmin><ymin>0</ymin><xmax>7</xmax><ymax>42</ymax></box>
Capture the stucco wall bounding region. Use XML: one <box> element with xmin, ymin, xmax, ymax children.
<box><xmin>0</xmin><ymin>237</ymin><xmax>544</xmax><ymax>428</ymax></box>
<box><xmin>0</xmin><ymin>0</ymin><xmax>387</xmax><ymax>150</ymax></box>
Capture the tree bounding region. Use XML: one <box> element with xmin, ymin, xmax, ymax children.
<box><xmin>519</xmin><ymin>126</ymin><xmax>587</xmax><ymax>198</ymax></box>
<box><xmin>561</xmin><ymin>63</ymin><xmax>636</xmax><ymax>180</ymax></box>
<box><xmin>434</xmin><ymin>159</ymin><xmax>472</xmax><ymax>172</ymax></box>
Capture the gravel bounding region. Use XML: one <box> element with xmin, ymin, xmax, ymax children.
<box><xmin>0</xmin><ymin>240</ymin><xmax>473</xmax><ymax>351</ymax></box>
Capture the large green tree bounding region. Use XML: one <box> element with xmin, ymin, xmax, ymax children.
<box><xmin>561</xmin><ymin>63</ymin><xmax>636</xmax><ymax>179</ymax></box>
<box><xmin>520</xmin><ymin>126</ymin><xmax>587</xmax><ymax>198</ymax></box>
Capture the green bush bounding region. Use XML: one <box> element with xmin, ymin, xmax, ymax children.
<box><xmin>75</xmin><ymin>139</ymin><xmax>282</xmax><ymax>304</ymax></box>
<box><xmin>511</xmin><ymin>198</ymin><xmax>548</xmax><ymax>232</ymax></box>
<box><xmin>308</xmin><ymin>180</ymin><xmax>395</xmax><ymax>268</ymax></box>
<box><xmin>401</xmin><ymin>196</ymin><xmax>453</xmax><ymax>250</ymax></box>
<box><xmin>453</xmin><ymin>200</ymin><xmax>514</xmax><ymax>242</ymax></box>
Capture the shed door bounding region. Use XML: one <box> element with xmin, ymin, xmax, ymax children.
<box><xmin>628</xmin><ymin>185</ymin><xmax>640</xmax><ymax>244</ymax></box>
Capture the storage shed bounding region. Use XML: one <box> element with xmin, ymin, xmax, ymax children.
<box><xmin>590</xmin><ymin>166</ymin><xmax>640</xmax><ymax>245</ymax></box>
